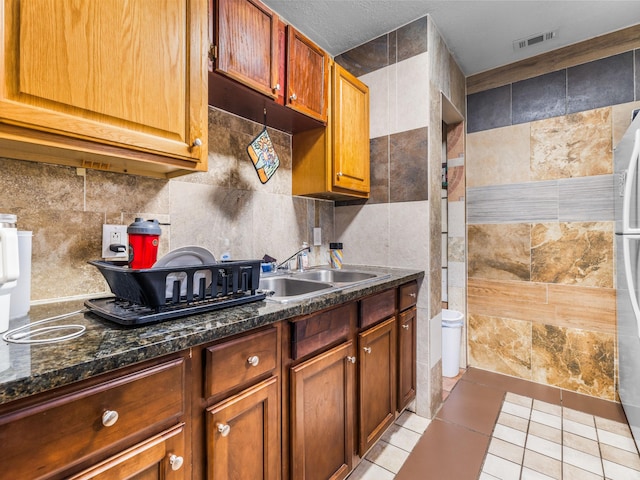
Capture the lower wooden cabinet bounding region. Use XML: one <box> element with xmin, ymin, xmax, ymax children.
<box><xmin>206</xmin><ymin>377</ymin><xmax>280</xmax><ymax>480</ymax></box>
<box><xmin>290</xmin><ymin>341</ymin><xmax>355</xmax><ymax>480</ymax></box>
<box><xmin>398</xmin><ymin>307</ymin><xmax>417</xmax><ymax>411</ymax></box>
<box><xmin>358</xmin><ymin>316</ymin><xmax>397</xmax><ymax>455</ymax></box>
<box><xmin>69</xmin><ymin>424</ymin><xmax>187</xmax><ymax>480</ymax></box>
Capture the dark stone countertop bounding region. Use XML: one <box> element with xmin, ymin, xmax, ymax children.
<box><xmin>0</xmin><ymin>265</ymin><xmax>423</xmax><ymax>406</ymax></box>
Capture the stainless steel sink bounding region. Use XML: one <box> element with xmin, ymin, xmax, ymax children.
<box><xmin>293</xmin><ymin>269</ymin><xmax>378</xmax><ymax>283</ymax></box>
<box><xmin>258</xmin><ymin>276</ymin><xmax>334</xmax><ymax>303</ymax></box>
<box><xmin>258</xmin><ymin>268</ymin><xmax>390</xmax><ymax>303</ymax></box>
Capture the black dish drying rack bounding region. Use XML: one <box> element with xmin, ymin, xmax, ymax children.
<box><xmin>85</xmin><ymin>260</ymin><xmax>266</xmax><ymax>326</ymax></box>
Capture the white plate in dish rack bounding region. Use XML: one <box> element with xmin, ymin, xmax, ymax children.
<box><xmin>153</xmin><ymin>246</ymin><xmax>216</xmax><ymax>298</ymax></box>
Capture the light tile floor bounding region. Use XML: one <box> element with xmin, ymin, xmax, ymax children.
<box><xmin>480</xmin><ymin>392</ymin><xmax>640</xmax><ymax>480</ymax></box>
<box><xmin>347</xmin><ymin>368</ymin><xmax>640</xmax><ymax>480</ymax></box>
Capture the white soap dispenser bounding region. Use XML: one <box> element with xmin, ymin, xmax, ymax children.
<box><xmin>300</xmin><ymin>242</ymin><xmax>309</xmax><ymax>270</ymax></box>
<box><xmin>220</xmin><ymin>238</ymin><xmax>232</xmax><ymax>261</ymax></box>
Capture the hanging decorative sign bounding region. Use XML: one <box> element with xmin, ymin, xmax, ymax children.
<box><xmin>247</xmin><ymin>108</ymin><xmax>280</xmax><ymax>183</ymax></box>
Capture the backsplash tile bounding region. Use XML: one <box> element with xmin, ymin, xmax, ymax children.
<box><xmin>467</xmin><ymin>85</ymin><xmax>511</xmax><ymax>133</ymax></box>
<box><xmin>567</xmin><ymin>52</ymin><xmax>635</xmax><ymax>114</ymax></box>
<box><xmin>512</xmin><ymin>70</ymin><xmax>566</xmax><ymax>124</ymax></box>
<box><xmin>558</xmin><ymin>175</ymin><xmax>614</xmax><ymax>222</ymax></box>
<box><xmin>334</xmin><ymin>32</ymin><xmax>391</xmax><ymax>77</ymax></box>
<box><xmin>369</xmin><ymin>136</ymin><xmax>390</xmax><ymax>204</ymax></box>
<box><xmin>530</xmin><ymin>222</ymin><xmax>614</xmax><ymax>288</ymax></box>
<box><xmin>393</xmin><ymin>52</ymin><xmax>429</xmax><ymax>133</ymax></box>
<box><xmin>530</xmin><ymin>108</ymin><xmax>612</xmax><ymax>180</ymax></box>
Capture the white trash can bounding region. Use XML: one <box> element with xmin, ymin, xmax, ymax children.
<box><xmin>442</xmin><ymin>309</ymin><xmax>464</xmax><ymax>378</ymax></box>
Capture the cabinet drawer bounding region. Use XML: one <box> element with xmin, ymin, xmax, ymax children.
<box><xmin>291</xmin><ymin>302</ymin><xmax>356</xmax><ymax>360</ymax></box>
<box><xmin>205</xmin><ymin>327</ymin><xmax>278</xmax><ymax>399</ymax></box>
<box><xmin>0</xmin><ymin>358</ymin><xmax>185</xmax><ymax>480</ymax></box>
<box><xmin>399</xmin><ymin>281</ymin><xmax>418</xmax><ymax>311</ymax></box>
<box><xmin>360</xmin><ymin>289</ymin><xmax>396</xmax><ymax>329</ymax></box>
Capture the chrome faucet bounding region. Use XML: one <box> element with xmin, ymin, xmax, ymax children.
<box><xmin>276</xmin><ymin>245</ymin><xmax>311</xmax><ymax>271</ymax></box>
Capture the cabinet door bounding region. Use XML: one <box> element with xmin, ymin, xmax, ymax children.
<box><xmin>68</xmin><ymin>424</ymin><xmax>186</xmax><ymax>480</ymax></box>
<box><xmin>290</xmin><ymin>341</ymin><xmax>355</xmax><ymax>480</ymax></box>
<box><xmin>333</xmin><ymin>64</ymin><xmax>370</xmax><ymax>194</ymax></box>
<box><xmin>286</xmin><ymin>26</ymin><xmax>329</xmax><ymax>122</ymax></box>
<box><xmin>398</xmin><ymin>307</ymin><xmax>417</xmax><ymax>411</ymax></box>
<box><xmin>214</xmin><ymin>0</ymin><xmax>279</xmax><ymax>99</ymax></box>
<box><xmin>206</xmin><ymin>377</ymin><xmax>280</xmax><ymax>480</ymax></box>
<box><xmin>0</xmin><ymin>0</ymin><xmax>207</xmax><ymax>165</ymax></box>
<box><xmin>358</xmin><ymin>317</ymin><xmax>397</xmax><ymax>455</ymax></box>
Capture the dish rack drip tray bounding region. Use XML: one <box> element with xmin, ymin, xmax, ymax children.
<box><xmin>86</xmin><ymin>260</ymin><xmax>266</xmax><ymax>326</ymax></box>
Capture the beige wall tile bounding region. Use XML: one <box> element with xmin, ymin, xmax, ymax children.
<box><xmin>466</xmin><ymin>124</ymin><xmax>531</xmax><ymax>188</ymax></box>
<box><xmin>468</xmin><ymin>313</ymin><xmax>532</xmax><ymax>379</ymax></box>
<box><xmin>532</xmin><ymin>324</ymin><xmax>615</xmax><ymax>400</ymax></box>
<box><xmin>612</xmin><ymin>100</ymin><xmax>640</xmax><ymax>147</ymax></box>
<box><xmin>468</xmin><ymin>224</ymin><xmax>531</xmax><ymax>281</ymax></box>
<box><xmin>531</xmin><ymin>108</ymin><xmax>613</xmax><ymax>180</ymax></box>
<box><xmin>531</xmin><ymin>222</ymin><xmax>613</xmax><ymax>288</ymax></box>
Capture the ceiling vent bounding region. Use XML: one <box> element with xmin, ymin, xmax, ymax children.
<box><xmin>513</xmin><ymin>30</ymin><xmax>558</xmax><ymax>51</ymax></box>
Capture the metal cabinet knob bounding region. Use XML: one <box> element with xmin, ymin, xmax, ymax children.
<box><xmin>363</xmin><ymin>347</ymin><xmax>372</xmax><ymax>354</ymax></box>
<box><xmin>290</xmin><ymin>93</ymin><xmax>297</xmax><ymax>101</ymax></box>
<box><xmin>409</xmin><ymin>293</ymin><xmax>417</xmax><ymax>298</ymax></box>
<box><xmin>101</xmin><ymin>410</ymin><xmax>119</xmax><ymax>427</ymax></box>
<box><xmin>347</xmin><ymin>356</ymin><xmax>356</xmax><ymax>364</ymax></box>
<box><xmin>247</xmin><ymin>355</ymin><xmax>260</xmax><ymax>367</ymax></box>
<box><xmin>192</xmin><ymin>138</ymin><xmax>202</xmax><ymax>147</ymax></box>
<box><xmin>402</xmin><ymin>324</ymin><xmax>410</xmax><ymax>330</ymax></box>
<box><xmin>273</xmin><ymin>83</ymin><xmax>280</xmax><ymax>91</ymax></box>
<box><xmin>169</xmin><ymin>454</ymin><xmax>184</xmax><ymax>471</ymax></box>
<box><xmin>217</xmin><ymin>423</ymin><xmax>231</xmax><ymax>437</ymax></box>
<box><xmin>337</xmin><ymin>172</ymin><xmax>343</xmax><ymax>177</ymax></box>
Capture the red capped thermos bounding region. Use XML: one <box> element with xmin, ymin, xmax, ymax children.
<box><xmin>127</xmin><ymin>218</ymin><xmax>161</xmax><ymax>269</ymax></box>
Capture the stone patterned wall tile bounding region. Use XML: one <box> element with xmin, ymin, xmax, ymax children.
<box><xmin>468</xmin><ymin>223</ymin><xmax>531</xmax><ymax>281</ymax></box>
<box><xmin>467</xmin><ymin>85</ymin><xmax>511</xmax><ymax>133</ymax></box>
<box><xmin>448</xmin><ymin>201</ymin><xmax>465</xmax><ymax>237</ymax></box>
<box><xmin>466</xmin><ymin>124</ymin><xmax>531</xmax><ymax>188</ymax></box>
<box><xmin>448</xmin><ymin>52</ymin><xmax>466</xmax><ymax>118</ymax></box>
<box><xmin>0</xmin><ymin>158</ymin><xmax>84</xmax><ymax>212</ymax></box>
<box><xmin>530</xmin><ymin>108</ymin><xmax>613</xmax><ymax>180</ymax></box>
<box><xmin>530</xmin><ymin>222</ymin><xmax>614</xmax><ymax>288</ymax></box>
<box><xmin>397</xmin><ymin>16</ymin><xmax>428</xmax><ymax>63</ymax></box>
<box><xmin>636</xmin><ymin>50</ymin><xmax>640</xmax><ymax>103</ymax></box>
<box><xmin>567</xmin><ymin>52</ymin><xmax>635</xmax><ymax>114</ymax></box>
<box><xmin>467</xmin><ymin>181</ymin><xmax>558</xmax><ymax>224</ymax></box>
<box><xmin>468</xmin><ymin>313</ymin><xmax>532</xmax><ymax>380</ymax></box>
<box><xmin>428</xmin><ymin>17</ymin><xmax>450</xmax><ymax>98</ymax></box>
<box><xmin>612</xmin><ymin>100</ymin><xmax>640</xmax><ymax>147</ymax></box>
<box><xmin>512</xmin><ymin>70</ymin><xmax>567</xmax><ymax>124</ymax></box>
<box><xmin>532</xmin><ymin>324</ymin><xmax>615</xmax><ymax>400</ymax></box>
<box><xmin>368</xmin><ymin>136</ymin><xmax>390</xmax><ymax>204</ymax></box>
<box><xmin>388</xmin><ymin>201</ymin><xmax>429</xmax><ymax>270</ymax></box>
<box><xmin>335</xmin><ymin>203</ymin><xmax>390</xmax><ymax>266</ymax></box>
<box><xmin>558</xmin><ymin>175</ymin><xmax>614</xmax><ymax>222</ymax></box>
<box><xmin>86</xmin><ymin>169</ymin><xmax>169</xmax><ymax>214</ymax></box>
<box><xmin>446</xmin><ymin>122</ymin><xmax>464</xmax><ymax>160</ymax></box>
<box><xmin>447</xmin><ymin>166</ymin><xmax>465</xmax><ymax>202</ymax></box>
<box><xmin>389</xmin><ymin>127</ymin><xmax>429</xmax><ymax>202</ymax></box>
<box><xmin>334</xmin><ymin>33</ymin><xmax>391</xmax><ymax>77</ymax></box>
<box><xmin>448</xmin><ymin>236</ymin><xmax>465</xmax><ymax>263</ymax></box>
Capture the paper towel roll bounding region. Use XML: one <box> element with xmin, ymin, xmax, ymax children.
<box><xmin>10</xmin><ymin>231</ymin><xmax>32</xmax><ymax>320</ymax></box>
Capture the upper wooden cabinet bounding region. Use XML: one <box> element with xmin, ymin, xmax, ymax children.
<box><xmin>292</xmin><ymin>62</ymin><xmax>370</xmax><ymax>200</ymax></box>
<box><xmin>212</xmin><ymin>0</ymin><xmax>280</xmax><ymax>99</ymax></box>
<box><xmin>208</xmin><ymin>0</ymin><xmax>328</xmax><ymax>133</ymax></box>
<box><xmin>0</xmin><ymin>0</ymin><xmax>208</xmax><ymax>178</ymax></box>
<box><xmin>286</xmin><ymin>26</ymin><xmax>329</xmax><ymax>123</ymax></box>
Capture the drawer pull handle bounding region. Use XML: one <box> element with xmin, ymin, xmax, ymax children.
<box><xmin>217</xmin><ymin>423</ymin><xmax>231</xmax><ymax>437</ymax></box>
<box><xmin>102</xmin><ymin>410</ymin><xmax>119</xmax><ymax>427</ymax></box>
<box><xmin>247</xmin><ymin>355</ymin><xmax>260</xmax><ymax>367</ymax></box>
<box><xmin>363</xmin><ymin>347</ymin><xmax>372</xmax><ymax>354</ymax></box>
<box><xmin>409</xmin><ymin>293</ymin><xmax>417</xmax><ymax>298</ymax></box>
<box><xmin>402</xmin><ymin>324</ymin><xmax>410</xmax><ymax>330</ymax></box>
<box><xmin>290</xmin><ymin>93</ymin><xmax>297</xmax><ymax>101</ymax></box>
<box><xmin>347</xmin><ymin>356</ymin><xmax>356</xmax><ymax>364</ymax></box>
<box><xmin>169</xmin><ymin>454</ymin><xmax>184</xmax><ymax>471</ymax></box>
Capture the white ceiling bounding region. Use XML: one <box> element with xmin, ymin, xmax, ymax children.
<box><xmin>260</xmin><ymin>0</ymin><xmax>640</xmax><ymax>76</ymax></box>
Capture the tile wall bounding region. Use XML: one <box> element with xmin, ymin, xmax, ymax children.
<box><xmin>0</xmin><ymin>107</ymin><xmax>334</xmax><ymax>303</ymax></box>
<box><xmin>335</xmin><ymin>16</ymin><xmax>465</xmax><ymax>416</ymax></box>
<box><xmin>466</xmin><ymin>47</ymin><xmax>640</xmax><ymax>400</ymax></box>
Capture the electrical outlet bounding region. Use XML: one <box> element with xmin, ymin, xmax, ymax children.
<box><xmin>102</xmin><ymin>224</ymin><xmax>128</xmax><ymax>259</ymax></box>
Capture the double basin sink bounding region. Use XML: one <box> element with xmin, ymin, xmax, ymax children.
<box><xmin>258</xmin><ymin>268</ymin><xmax>390</xmax><ymax>303</ymax></box>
